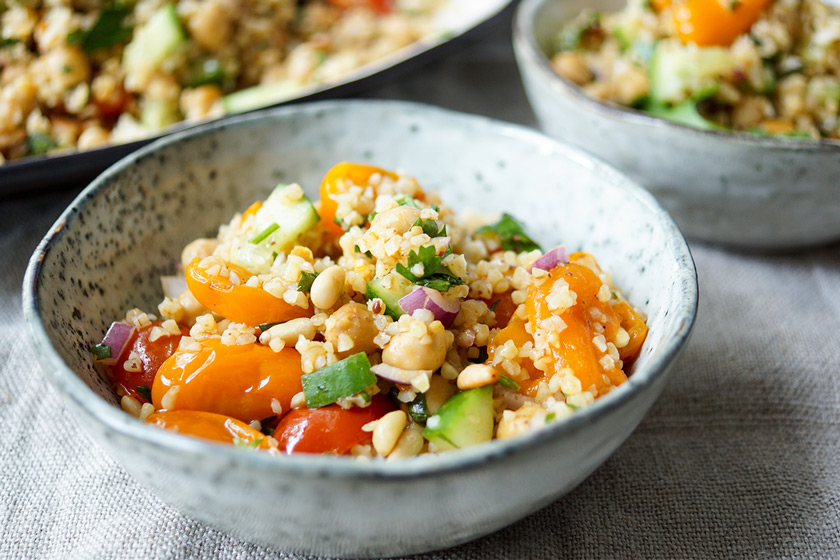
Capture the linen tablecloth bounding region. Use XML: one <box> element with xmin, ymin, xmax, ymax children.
<box><xmin>2</xmin><ymin>12</ymin><xmax>839</xmax><ymax>559</ymax></box>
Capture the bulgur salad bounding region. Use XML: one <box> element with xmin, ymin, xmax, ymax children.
<box><xmin>0</xmin><ymin>0</ymin><xmax>439</xmax><ymax>163</ymax></box>
<box><xmin>550</xmin><ymin>0</ymin><xmax>840</xmax><ymax>138</ymax></box>
<box><xmin>90</xmin><ymin>163</ymin><xmax>648</xmax><ymax>458</ymax></box>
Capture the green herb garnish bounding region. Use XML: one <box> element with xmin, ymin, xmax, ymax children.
<box><xmin>475</xmin><ymin>213</ymin><xmax>542</xmax><ymax>253</ymax></box>
<box><xmin>412</xmin><ymin>218</ymin><xmax>447</xmax><ymax>238</ymax></box>
<box><xmin>89</xmin><ymin>343</ymin><xmax>111</xmax><ymax>361</ymax></box>
<box><xmin>249</xmin><ymin>223</ymin><xmax>279</xmax><ymax>244</ymax></box>
<box><xmin>397</xmin><ymin>196</ymin><xmax>420</xmax><ymax>209</ymax></box>
<box><xmin>258</xmin><ymin>322</ymin><xmax>280</xmax><ymax>332</ymax></box>
<box><xmin>187</xmin><ymin>57</ymin><xmax>226</xmax><ymax>88</ymax></box>
<box><xmin>395</xmin><ymin>245</ymin><xmax>464</xmax><ymax>292</ymax></box>
<box><xmin>488</xmin><ymin>299</ymin><xmax>500</xmax><ymax>312</ymax></box>
<box><xmin>498</xmin><ymin>374</ymin><xmax>520</xmax><ymax>391</ymax></box>
<box><xmin>26</xmin><ymin>133</ymin><xmax>58</xmax><ymax>156</ymax></box>
<box><xmin>354</xmin><ymin>245</ymin><xmax>373</xmax><ymax>258</ymax></box>
<box><xmin>1</xmin><ymin>38</ymin><xmax>21</xmax><ymax>48</ymax></box>
<box><xmin>545</xmin><ymin>412</ymin><xmax>556</xmax><ymax>423</ymax></box>
<box><xmin>297</xmin><ymin>271</ymin><xmax>318</xmax><ymax>292</ymax></box>
<box><xmin>67</xmin><ymin>6</ymin><xmax>132</xmax><ymax>52</ymax></box>
<box><xmin>408</xmin><ymin>394</ymin><xmax>429</xmax><ymax>426</ymax></box>
<box><xmin>136</xmin><ymin>384</ymin><xmax>152</xmax><ymax>401</ymax></box>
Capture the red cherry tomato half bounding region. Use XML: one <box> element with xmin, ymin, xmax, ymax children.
<box><xmin>111</xmin><ymin>321</ymin><xmax>188</xmax><ymax>402</ymax></box>
<box><xmin>274</xmin><ymin>395</ymin><xmax>396</xmax><ymax>455</ymax></box>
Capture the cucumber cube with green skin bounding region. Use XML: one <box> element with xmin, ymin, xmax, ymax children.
<box><xmin>644</xmin><ymin>100</ymin><xmax>720</xmax><ymax>131</ymax></box>
<box><xmin>649</xmin><ymin>41</ymin><xmax>733</xmax><ymax>104</ymax></box>
<box><xmin>365</xmin><ymin>273</ymin><xmax>413</xmax><ymax>319</ymax></box>
<box><xmin>302</xmin><ymin>352</ymin><xmax>377</xmax><ymax>409</ymax></box>
<box><xmin>222</xmin><ymin>81</ymin><xmax>301</xmax><ymax>115</ymax></box>
<box><xmin>122</xmin><ymin>3</ymin><xmax>185</xmax><ymax>77</ymax></box>
<box><xmin>422</xmin><ymin>386</ymin><xmax>494</xmax><ymax>451</ymax></box>
<box><xmin>231</xmin><ymin>184</ymin><xmax>320</xmax><ymax>274</ymax></box>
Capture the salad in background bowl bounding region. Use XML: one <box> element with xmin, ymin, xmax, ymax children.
<box><xmin>514</xmin><ymin>0</ymin><xmax>840</xmax><ymax>249</ymax></box>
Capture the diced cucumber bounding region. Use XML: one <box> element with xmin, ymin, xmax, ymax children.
<box><xmin>231</xmin><ymin>184</ymin><xmax>319</xmax><ymax>274</ymax></box>
<box><xmin>649</xmin><ymin>41</ymin><xmax>733</xmax><ymax>104</ymax></box>
<box><xmin>122</xmin><ymin>3</ymin><xmax>185</xmax><ymax>77</ymax></box>
<box><xmin>301</xmin><ymin>352</ymin><xmax>377</xmax><ymax>408</ymax></box>
<box><xmin>222</xmin><ymin>81</ymin><xmax>300</xmax><ymax>115</ymax></box>
<box><xmin>365</xmin><ymin>273</ymin><xmax>413</xmax><ymax>320</ymax></box>
<box><xmin>643</xmin><ymin>100</ymin><xmax>720</xmax><ymax>131</ymax></box>
<box><xmin>140</xmin><ymin>98</ymin><xmax>180</xmax><ymax>131</ymax></box>
<box><xmin>422</xmin><ymin>386</ymin><xmax>494</xmax><ymax>451</ymax></box>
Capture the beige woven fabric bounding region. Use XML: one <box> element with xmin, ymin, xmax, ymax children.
<box><xmin>2</xmin><ymin>15</ymin><xmax>839</xmax><ymax>559</ymax></box>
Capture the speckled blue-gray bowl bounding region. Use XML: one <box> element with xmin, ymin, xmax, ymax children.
<box><xmin>23</xmin><ymin>100</ymin><xmax>697</xmax><ymax>558</ymax></box>
<box><xmin>514</xmin><ymin>0</ymin><xmax>840</xmax><ymax>249</ymax></box>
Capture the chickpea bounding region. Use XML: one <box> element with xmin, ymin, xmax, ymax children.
<box><xmin>181</xmin><ymin>238</ymin><xmax>219</xmax><ymax>268</ymax></box>
<box><xmin>324</xmin><ymin>302</ymin><xmax>379</xmax><ymax>359</ymax></box>
<box><xmin>187</xmin><ymin>1</ymin><xmax>231</xmax><ymax>51</ymax></box>
<box><xmin>382</xmin><ymin>324</ymin><xmax>447</xmax><ymax>371</ymax></box>
<box><xmin>77</xmin><ymin>125</ymin><xmax>110</xmax><ymax>150</ymax></box>
<box><xmin>31</xmin><ymin>46</ymin><xmax>90</xmax><ymax>107</ymax></box>
<box><xmin>368</xmin><ymin>206</ymin><xmax>421</xmax><ymax>237</ymax></box>
<box><xmin>551</xmin><ymin>52</ymin><xmax>592</xmax><ymax>86</ymax></box>
<box><xmin>180</xmin><ymin>85</ymin><xmax>223</xmax><ymax>121</ymax></box>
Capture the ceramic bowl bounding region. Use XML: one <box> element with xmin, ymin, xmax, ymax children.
<box><xmin>23</xmin><ymin>100</ymin><xmax>697</xmax><ymax>558</ymax></box>
<box><xmin>513</xmin><ymin>0</ymin><xmax>840</xmax><ymax>249</ymax></box>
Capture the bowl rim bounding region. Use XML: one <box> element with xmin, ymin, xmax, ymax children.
<box><xmin>23</xmin><ymin>99</ymin><xmax>698</xmax><ymax>480</ymax></box>
<box><xmin>513</xmin><ymin>0</ymin><xmax>840</xmax><ymax>153</ymax></box>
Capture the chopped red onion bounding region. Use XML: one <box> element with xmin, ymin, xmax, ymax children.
<box><xmin>530</xmin><ymin>245</ymin><xmax>569</xmax><ymax>272</ymax></box>
<box><xmin>160</xmin><ymin>275</ymin><xmax>187</xmax><ymax>298</ymax></box>
<box><xmin>398</xmin><ymin>287</ymin><xmax>461</xmax><ymax>327</ymax></box>
<box><xmin>370</xmin><ymin>363</ymin><xmax>433</xmax><ymax>385</ymax></box>
<box><xmin>99</xmin><ymin>322</ymin><xmax>136</xmax><ymax>366</ymax></box>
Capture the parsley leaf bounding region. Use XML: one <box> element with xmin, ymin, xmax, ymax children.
<box><xmin>89</xmin><ymin>343</ymin><xmax>111</xmax><ymax>361</ymax></box>
<box><xmin>397</xmin><ymin>196</ymin><xmax>419</xmax><ymax>208</ymax></box>
<box><xmin>354</xmin><ymin>245</ymin><xmax>373</xmax><ymax>258</ymax></box>
<box><xmin>545</xmin><ymin>412</ymin><xmax>556</xmax><ymax>423</ymax></box>
<box><xmin>258</xmin><ymin>322</ymin><xmax>280</xmax><ymax>332</ymax></box>
<box><xmin>1</xmin><ymin>38</ymin><xmax>21</xmax><ymax>48</ymax></box>
<box><xmin>67</xmin><ymin>6</ymin><xmax>133</xmax><ymax>53</ymax></box>
<box><xmin>412</xmin><ymin>218</ymin><xmax>447</xmax><ymax>238</ymax></box>
<box><xmin>475</xmin><ymin>213</ymin><xmax>542</xmax><ymax>253</ymax></box>
<box><xmin>395</xmin><ymin>245</ymin><xmax>463</xmax><ymax>292</ymax></box>
<box><xmin>297</xmin><ymin>271</ymin><xmax>318</xmax><ymax>292</ymax></box>
<box><xmin>136</xmin><ymin>384</ymin><xmax>152</xmax><ymax>402</ymax></box>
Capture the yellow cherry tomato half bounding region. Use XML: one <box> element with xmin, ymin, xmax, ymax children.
<box><xmin>146</xmin><ymin>410</ymin><xmax>276</xmax><ymax>449</ymax></box>
<box><xmin>152</xmin><ymin>338</ymin><xmax>304</xmax><ymax>423</ymax></box>
<box><xmin>185</xmin><ymin>257</ymin><xmax>311</xmax><ymax>326</ymax></box>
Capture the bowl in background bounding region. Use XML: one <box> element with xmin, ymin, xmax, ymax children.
<box><xmin>513</xmin><ymin>0</ymin><xmax>840</xmax><ymax>249</ymax></box>
<box><xmin>24</xmin><ymin>100</ymin><xmax>697</xmax><ymax>557</ymax></box>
